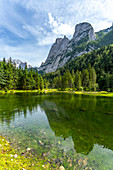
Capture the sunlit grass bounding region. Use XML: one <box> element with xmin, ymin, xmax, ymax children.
<box><xmin>0</xmin><ymin>89</ymin><xmax>113</xmax><ymax>97</ymax></box>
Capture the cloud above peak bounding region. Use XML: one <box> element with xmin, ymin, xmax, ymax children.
<box><xmin>48</xmin><ymin>13</ymin><xmax>74</xmax><ymax>36</ymax></box>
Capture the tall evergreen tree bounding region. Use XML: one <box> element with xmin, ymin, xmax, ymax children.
<box><xmin>82</xmin><ymin>69</ymin><xmax>89</xmax><ymax>90</ymax></box>
<box><xmin>39</xmin><ymin>75</ymin><xmax>44</xmax><ymax>90</ymax></box>
<box><xmin>88</xmin><ymin>65</ymin><xmax>97</xmax><ymax>91</ymax></box>
<box><xmin>75</xmin><ymin>70</ymin><xmax>82</xmax><ymax>90</ymax></box>
<box><xmin>0</xmin><ymin>62</ymin><xmax>6</xmax><ymax>89</ymax></box>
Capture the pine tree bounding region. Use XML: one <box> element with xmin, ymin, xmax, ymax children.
<box><xmin>0</xmin><ymin>62</ymin><xmax>6</xmax><ymax>89</ymax></box>
<box><xmin>35</xmin><ymin>71</ymin><xmax>40</xmax><ymax>90</ymax></box>
<box><xmin>75</xmin><ymin>70</ymin><xmax>82</xmax><ymax>90</ymax></box>
<box><xmin>82</xmin><ymin>69</ymin><xmax>89</xmax><ymax>90</ymax></box>
<box><xmin>23</xmin><ymin>66</ymin><xmax>29</xmax><ymax>90</ymax></box>
<box><xmin>29</xmin><ymin>69</ymin><xmax>36</xmax><ymax>89</ymax></box>
<box><xmin>39</xmin><ymin>75</ymin><xmax>44</xmax><ymax>90</ymax></box>
<box><xmin>89</xmin><ymin>67</ymin><xmax>97</xmax><ymax>91</ymax></box>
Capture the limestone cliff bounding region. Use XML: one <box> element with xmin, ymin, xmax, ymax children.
<box><xmin>39</xmin><ymin>22</ymin><xmax>96</xmax><ymax>73</ymax></box>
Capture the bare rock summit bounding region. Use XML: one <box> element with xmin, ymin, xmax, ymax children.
<box><xmin>73</xmin><ymin>22</ymin><xmax>96</xmax><ymax>43</ymax></box>
<box><xmin>39</xmin><ymin>22</ymin><xmax>96</xmax><ymax>73</ymax></box>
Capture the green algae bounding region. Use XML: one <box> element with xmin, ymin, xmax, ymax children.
<box><xmin>0</xmin><ymin>136</ymin><xmax>51</xmax><ymax>169</ymax></box>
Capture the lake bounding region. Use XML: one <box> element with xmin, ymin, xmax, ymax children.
<box><xmin>0</xmin><ymin>93</ymin><xmax>113</xmax><ymax>169</ymax></box>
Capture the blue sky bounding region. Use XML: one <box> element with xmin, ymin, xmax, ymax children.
<box><xmin>0</xmin><ymin>0</ymin><xmax>113</xmax><ymax>66</ymax></box>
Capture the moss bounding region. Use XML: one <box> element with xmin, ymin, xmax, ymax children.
<box><xmin>0</xmin><ymin>136</ymin><xmax>50</xmax><ymax>169</ymax></box>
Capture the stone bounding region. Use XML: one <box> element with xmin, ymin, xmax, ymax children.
<box><xmin>14</xmin><ymin>154</ymin><xmax>18</xmax><ymax>158</ymax></box>
<box><xmin>39</xmin><ymin>140</ymin><xmax>44</xmax><ymax>146</ymax></box>
<box><xmin>26</xmin><ymin>148</ymin><xmax>31</xmax><ymax>151</ymax></box>
<box><xmin>59</xmin><ymin>166</ymin><xmax>65</xmax><ymax>170</ymax></box>
<box><xmin>83</xmin><ymin>159</ymin><xmax>87</xmax><ymax>166</ymax></box>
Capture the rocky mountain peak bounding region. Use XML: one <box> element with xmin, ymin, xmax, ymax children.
<box><xmin>39</xmin><ymin>22</ymin><xmax>97</xmax><ymax>73</ymax></box>
<box><xmin>39</xmin><ymin>35</ymin><xmax>69</xmax><ymax>73</ymax></box>
<box><xmin>56</xmin><ymin>38</ymin><xmax>62</xmax><ymax>44</ymax></box>
<box><xmin>73</xmin><ymin>22</ymin><xmax>96</xmax><ymax>43</ymax></box>
<box><xmin>47</xmin><ymin>36</ymin><xmax>69</xmax><ymax>59</ymax></box>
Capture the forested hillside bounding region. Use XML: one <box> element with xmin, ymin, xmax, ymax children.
<box><xmin>44</xmin><ymin>45</ymin><xmax>113</xmax><ymax>91</ymax></box>
<box><xmin>0</xmin><ymin>58</ymin><xmax>47</xmax><ymax>90</ymax></box>
<box><xmin>1</xmin><ymin>45</ymin><xmax>113</xmax><ymax>92</ymax></box>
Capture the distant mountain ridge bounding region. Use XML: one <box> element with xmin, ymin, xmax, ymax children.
<box><xmin>12</xmin><ymin>59</ymin><xmax>32</xmax><ymax>69</ymax></box>
<box><xmin>4</xmin><ymin>59</ymin><xmax>32</xmax><ymax>69</ymax></box>
<box><xmin>39</xmin><ymin>22</ymin><xmax>113</xmax><ymax>73</ymax></box>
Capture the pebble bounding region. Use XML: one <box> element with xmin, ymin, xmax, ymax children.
<box><xmin>58</xmin><ymin>141</ymin><xmax>60</xmax><ymax>144</ymax></box>
<box><xmin>78</xmin><ymin>159</ymin><xmax>82</xmax><ymax>165</ymax></box>
<box><xmin>39</xmin><ymin>140</ymin><xmax>44</xmax><ymax>146</ymax></box>
<box><xmin>69</xmin><ymin>163</ymin><xmax>72</xmax><ymax>167</ymax></box>
<box><xmin>83</xmin><ymin>159</ymin><xmax>87</xmax><ymax>166</ymax></box>
<box><xmin>26</xmin><ymin>148</ymin><xmax>31</xmax><ymax>151</ymax></box>
<box><xmin>59</xmin><ymin>166</ymin><xmax>65</xmax><ymax>170</ymax></box>
<box><xmin>14</xmin><ymin>154</ymin><xmax>18</xmax><ymax>158</ymax></box>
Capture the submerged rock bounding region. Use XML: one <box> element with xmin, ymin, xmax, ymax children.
<box><xmin>105</xmin><ymin>112</ymin><xmax>113</xmax><ymax>115</ymax></box>
<box><xmin>14</xmin><ymin>154</ymin><xmax>18</xmax><ymax>158</ymax></box>
<box><xmin>59</xmin><ymin>166</ymin><xmax>65</xmax><ymax>170</ymax></box>
<box><xmin>80</xmin><ymin>108</ymin><xmax>86</xmax><ymax>111</ymax></box>
<box><xmin>39</xmin><ymin>140</ymin><xmax>44</xmax><ymax>146</ymax></box>
<box><xmin>83</xmin><ymin>159</ymin><xmax>87</xmax><ymax>166</ymax></box>
<box><xmin>26</xmin><ymin>148</ymin><xmax>31</xmax><ymax>151</ymax></box>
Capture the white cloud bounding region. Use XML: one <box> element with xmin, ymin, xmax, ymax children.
<box><xmin>38</xmin><ymin>34</ymin><xmax>57</xmax><ymax>46</ymax></box>
<box><xmin>48</xmin><ymin>13</ymin><xmax>74</xmax><ymax>36</ymax></box>
<box><xmin>0</xmin><ymin>0</ymin><xmax>113</xmax><ymax>66</ymax></box>
<box><xmin>0</xmin><ymin>41</ymin><xmax>49</xmax><ymax>67</ymax></box>
<box><xmin>48</xmin><ymin>13</ymin><xmax>58</xmax><ymax>28</ymax></box>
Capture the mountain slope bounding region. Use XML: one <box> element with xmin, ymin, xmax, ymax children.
<box><xmin>43</xmin><ymin>44</ymin><xmax>113</xmax><ymax>91</ymax></box>
<box><xmin>39</xmin><ymin>22</ymin><xmax>96</xmax><ymax>73</ymax></box>
<box><xmin>39</xmin><ymin>22</ymin><xmax>113</xmax><ymax>73</ymax></box>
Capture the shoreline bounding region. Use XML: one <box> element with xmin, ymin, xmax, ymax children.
<box><xmin>0</xmin><ymin>89</ymin><xmax>113</xmax><ymax>97</ymax></box>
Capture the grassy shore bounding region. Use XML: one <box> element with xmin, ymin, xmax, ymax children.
<box><xmin>0</xmin><ymin>89</ymin><xmax>58</xmax><ymax>94</ymax></box>
<box><xmin>0</xmin><ymin>89</ymin><xmax>113</xmax><ymax>97</ymax></box>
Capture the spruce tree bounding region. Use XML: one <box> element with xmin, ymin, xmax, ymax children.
<box><xmin>75</xmin><ymin>70</ymin><xmax>81</xmax><ymax>90</ymax></box>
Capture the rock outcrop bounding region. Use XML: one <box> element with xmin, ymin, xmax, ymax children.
<box><xmin>39</xmin><ymin>36</ymin><xmax>69</xmax><ymax>73</ymax></box>
<box><xmin>72</xmin><ymin>22</ymin><xmax>96</xmax><ymax>43</ymax></box>
<box><xmin>39</xmin><ymin>22</ymin><xmax>96</xmax><ymax>73</ymax></box>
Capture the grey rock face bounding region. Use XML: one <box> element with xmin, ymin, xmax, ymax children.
<box><xmin>46</xmin><ymin>36</ymin><xmax>69</xmax><ymax>62</ymax></box>
<box><xmin>73</xmin><ymin>22</ymin><xmax>96</xmax><ymax>43</ymax></box>
<box><xmin>39</xmin><ymin>36</ymin><xmax>69</xmax><ymax>73</ymax></box>
<box><xmin>39</xmin><ymin>22</ymin><xmax>96</xmax><ymax>73</ymax></box>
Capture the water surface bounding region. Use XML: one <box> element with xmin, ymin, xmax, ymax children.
<box><xmin>0</xmin><ymin>93</ymin><xmax>113</xmax><ymax>169</ymax></box>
